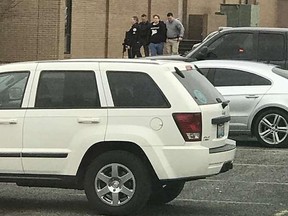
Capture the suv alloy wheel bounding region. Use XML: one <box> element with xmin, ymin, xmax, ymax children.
<box><xmin>84</xmin><ymin>150</ymin><xmax>151</xmax><ymax>215</ymax></box>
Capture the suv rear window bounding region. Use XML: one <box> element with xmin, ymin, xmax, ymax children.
<box><xmin>258</xmin><ymin>33</ymin><xmax>285</xmax><ymax>61</ymax></box>
<box><xmin>174</xmin><ymin>69</ymin><xmax>224</xmax><ymax>105</ymax></box>
<box><xmin>107</xmin><ymin>71</ymin><xmax>170</xmax><ymax>108</ymax></box>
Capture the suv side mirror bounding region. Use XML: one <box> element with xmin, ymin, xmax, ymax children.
<box><xmin>195</xmin><ymin>46</ymin><xmax>208</xmax><ymax>60</ymax></box>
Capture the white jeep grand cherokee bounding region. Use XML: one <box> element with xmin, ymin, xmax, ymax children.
<box><xmin>0</xmin><ymin>59</ymin><xmax>235</xmax><ymax>215</ymax></box>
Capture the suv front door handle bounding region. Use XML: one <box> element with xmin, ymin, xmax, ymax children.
<box><xmin>245</xmin><ymin>95</ymin><xmax>259</xmax><ymax>99</ymax></box>
<box><xmin>0</xmin><ymin>119</ymin><xmax>18</xmax><ymax>125</ymax></box>
<box><xmin>77</xmin><ymin>118</ymin><xmax>101</xmax><ymax>124</ymax></box>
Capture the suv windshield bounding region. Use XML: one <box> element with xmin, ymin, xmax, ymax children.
<box><xmin>174</xmin><ymin>69</ymin><xmax>224</xmax><ymax>105</ymax></box>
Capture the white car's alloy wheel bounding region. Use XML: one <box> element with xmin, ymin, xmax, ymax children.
<box><xmin>255</xmin><ymin>109</ymin><xmax>288</xmax><ymax>147</ymax></box>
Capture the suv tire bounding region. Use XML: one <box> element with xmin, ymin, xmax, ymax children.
<box><xmin>254</xmin><ymin>109</ymin><xmax>288</xmax><ymax>148</ymax></box>
<box><xmin>84</xmin><ymin>150</ymin><xmax>151</xmax><ymax>215</ymax></box>
<box><xmin>148</xmin><ymin>181</ymin><xmax>185</xmax><ymax>205</ymax></box>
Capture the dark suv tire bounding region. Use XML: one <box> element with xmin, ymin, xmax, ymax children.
<box><xmin>84</xmin><ymin>150</ymin><xmax>151</xmax><ymax>216</ymax></box>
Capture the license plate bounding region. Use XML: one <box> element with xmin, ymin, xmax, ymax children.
<box><xmin>217</xmin><ymin>124</ymin><xmax>225</xmax><ymax>138</ymax></box>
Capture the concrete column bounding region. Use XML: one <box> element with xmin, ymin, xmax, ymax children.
<box><xmin>178</xmin><ymin>0</ymin><xmax>183</xmax><ymax>21</ymax></box>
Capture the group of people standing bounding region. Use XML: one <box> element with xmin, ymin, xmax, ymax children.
<box><xmin>123</xmin><ymin>13</ymin><xmax>185</xmax><ymax>58</ymax></box>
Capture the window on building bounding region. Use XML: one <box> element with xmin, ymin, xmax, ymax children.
<box><xmin>64</xmin><ymin>0</ymin><xmax>72</xmax><ymax>54</ymax></box>
<box><xmin>107</xmin><ymin>71</ymin><xmax>170</xmax><ymax>108</ymax></box>
<box><xmin>35</xmin><ymin>71</ymin><xmax>100</xmax><ymax>108</ymax></box>
<box><xmin>0</xmin><ymin>72</ymin><xmax>29</xmax><ymax>109</ymax></box>
<box><xmin>213</xmin><ymin>68</ymin><xmax>271</xmax><ymax>87</ymax></box>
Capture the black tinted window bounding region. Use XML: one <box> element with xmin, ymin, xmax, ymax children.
<box><xmin>207</xmin><ymin>33</ymin><xmax>254</xmax><ymax>60</ymax></box>
<box><xmin>35</xmin><ymin>71</ymin><xmax>100</xmax><ymax>108</ymax></box>
<box><xmin>107</xmin><ymin>71</ymin><xmax>169</xmax><ymax>108</ymax></box>
<box><xmin>258</xmin><ymin>33</ymin><xmax>285</xmax><ymax>61</ymax></box>
<box><xmin>213</xmin><ymin>69</ymin><xmax>271</xmax><ymax>86</ymax></box>
<box><xmin>0</xmin><ymin>72</ymin><xmax>29</xmax><ymax>109</ymax></box>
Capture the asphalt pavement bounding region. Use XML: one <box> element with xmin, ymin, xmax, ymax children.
<box><xmin>0</xmin><ymin>138</ymin><xmax>287</xmax><ymax>216</ymax></box>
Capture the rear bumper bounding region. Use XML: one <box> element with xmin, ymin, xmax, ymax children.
<box><xmin>145</xmin><ymin>139</ymin><xmax>236</xmax><ymax>181</ymax></box>
<box><xmin>209</xmin><ymin>141</ymin><xmax>236</xmax><ymax>154</ymax></box>
<box><xmin>206</xmin><ymin>139</ymin><xmax>236</xmax><ymax>176</ymax></box>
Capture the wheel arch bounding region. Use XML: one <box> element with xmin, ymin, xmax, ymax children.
<box><xmin>75</xmin><ymin>141</ymin><xmax>159</xmax><ymax>187</ymax></box>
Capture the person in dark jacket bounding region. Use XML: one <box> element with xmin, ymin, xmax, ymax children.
<box><xmin>149</xmin><ymin>14</ymin><xmax>167</xmax><ymax>56</ymax></box>
<box><xmin>138</xmin><ymin>14</ymin><xmax>150</xmax><ymax>57</ymax></box>
<box><xmin>124</xmin><ymin>16</ymin><xmax>141</xmax><ymax>58</ymax></box>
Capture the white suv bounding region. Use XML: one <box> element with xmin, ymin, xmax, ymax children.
<box><xmin>0</xmin><ymin>59</ymin><xmax>235</xmax><ymax>215</ymax></box>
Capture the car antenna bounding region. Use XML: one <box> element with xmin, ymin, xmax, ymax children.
<box><xmin>174</xmin><ymin>67</ymin><xmax>185</xmax><ymax>78</ymax></box>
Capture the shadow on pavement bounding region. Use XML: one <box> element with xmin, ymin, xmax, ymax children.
<box><xmin>229</xmin><ymin>135</ymin><xmax>263</xmax><ymax>148</ymax></box>
<box><xmin>0</xmin><ymin>196</ymin><xmax>222</xmax><ymax>216</ymax></box>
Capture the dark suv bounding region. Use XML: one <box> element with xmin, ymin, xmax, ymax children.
<box><xmin>152</xmin><ymin>27</ymin><xmax>288</xmax><ymax>69</ymax></box>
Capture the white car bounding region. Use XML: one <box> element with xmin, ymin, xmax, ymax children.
<box><xmin>0</xmin><ymin>59</ymin><xmax>235</xmax><ymax>215</ymax></box>
<box><xmin>195</xmin><ymin>60</ymin><xmax>288</xmax><ymax>148</ymax></box>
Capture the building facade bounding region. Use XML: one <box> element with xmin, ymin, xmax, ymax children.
<box><xmin>0</xmin><ymin>0</ymin><xmax>287</xmax><ymax>62</ymax></box>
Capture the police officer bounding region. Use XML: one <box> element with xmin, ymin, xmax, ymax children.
<box><xmin>124</xmin><ymin>16</ymin><xmax>141</xmax><ymax>58</ymax></box>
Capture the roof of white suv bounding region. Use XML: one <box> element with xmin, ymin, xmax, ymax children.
<box><xmin>1</xmin><ymin>58</ymin><xmax>190</xmax><ymax>66</ymax></box>
<box><xmin>0</xmin><ymin>59</ymin><xmax>196</xmax><ymax>73</ymax></box>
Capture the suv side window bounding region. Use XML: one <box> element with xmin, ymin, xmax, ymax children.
<box><xmin>35</xmin><ymin>71</ymin><xmax>100</xmax><ymax>108</ymax></box>
<box><xmin>258</xmin><ymin>33</ymin><xmax>285</xmax><ymax>61</ymax></box>
<box><xmin>212</xmin><ymin>68</ymin><xmax>271</xmax><ymax>87</ymax></box>
<box><xmin>207</xmin><ymin>33</ymin><xmax>254</xmax><ymax>60</ymax></box>
<box><xmin>0</xmin><ymin>72</ymin><xmax>29</xmax><ymax>109</ymax></box>
<box><xmin>107</xmin><ymin>71</ymin><xmax>170</xmax><ymax>108</ymax></box>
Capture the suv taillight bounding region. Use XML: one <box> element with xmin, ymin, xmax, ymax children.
<box><xmin>173</xmin><ymin>113</ymin><xmax>202</xmax><ymax>142</ymax></box>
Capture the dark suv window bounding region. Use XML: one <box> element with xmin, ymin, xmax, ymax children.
<box><xmin>107</xmin><ymin>71</ymin><xmax>169</xmax><ymax>108</ymax></box>
<box><xmin>35</xmin><ymin>71</ymin><xmax>100</xmax><ymax>108</ymax></box>
<box><xmin>212</xmin><ymin>68</ymin><xmax>271</xmax><ymax>86</ymax></box>
<box><xmin>258</xmin><ymin>33</ymin><xmax>285</xmax><ymax>61</ymax></box>
<box><xmin>207</xmin><ymin>33</ymin><xmax>254</xmax><ymax>60</ymax></box>
<box><xmin>0</xmin><ymin>72</ymin><xmax>29</xmax><ymax>109</ymax></box>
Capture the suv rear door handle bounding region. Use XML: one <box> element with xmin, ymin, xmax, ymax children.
<box><xmin>77</xmin><ymin>118</ymin><xmax>101</xmax><ymax>124</ymax></box>
<box><xmin>245</xmin><ymin>95</ymin><xmax>259</xmax><ymax>99</ymax></box>
<box><xmin>0</xmin><ymin>119</ymin><xmax>18</xmax><ymax>125</ymax></box>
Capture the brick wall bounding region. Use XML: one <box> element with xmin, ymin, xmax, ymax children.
<box><xmin>71</xmin><ymin>0</ymin><xmax>106</xmax><ymax>58</ymax></box>
<box><xmin>0</xmin><ymin>0</ymin><xmax>63</xmax><ymax>63</ymax></box>
<box><xmin>277</xmin><ymin>0</ymin><xmax>288</xmax><ymax>28</ymax></box>
<box><xmin>258</xmin><ymin>0</ymin><xmax>278</xmax><ymax>27</ymax></box>
<box><xmin>107</xmin><ymin>0</ymin><xmax>149</xmax><ymax>58</ymax></box>
<box><xmin>0</xmin><ymin>0</ymin><xmax>283</xmax><ymax>61</ymax></box>
<box><xmin>151</xmin><ymin>0</ymin><xmax>178</xmax><ymax>21</ymax></box>
<box><xmin>187</xmin><ymin>0</ymin><xmax>226</xmax><ymax>36</ymax></box>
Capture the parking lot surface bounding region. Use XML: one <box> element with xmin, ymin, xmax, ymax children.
<box><xmin>0</xmin><ymin>139</ymin><xmax>287</xmax><ymax>216</ymax></box>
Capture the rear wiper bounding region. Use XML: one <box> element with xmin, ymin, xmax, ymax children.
<box><xmin>216</xmin><ymin>98</ymin><xmax>230</xmax><ymax>109</ymax></box>
<box><xmin>175</xmin><ymin>67</ymin><xmax>185</xmax><ymax>78</ymax></box>
<box><xmin>222</xmin><ymin>100</ymin><xmax>230</xmax><ymax>109</ymax></box>
<box><xmin>194</xmin><ymin>65</ymin><xmax>204</xmax><ymax>75</ymax></box>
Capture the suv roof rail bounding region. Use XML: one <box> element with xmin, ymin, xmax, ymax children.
<box><xmin>218</xmin><ymin>27</ymin><xmax>232</xmax><ymax>31</ymax></box>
